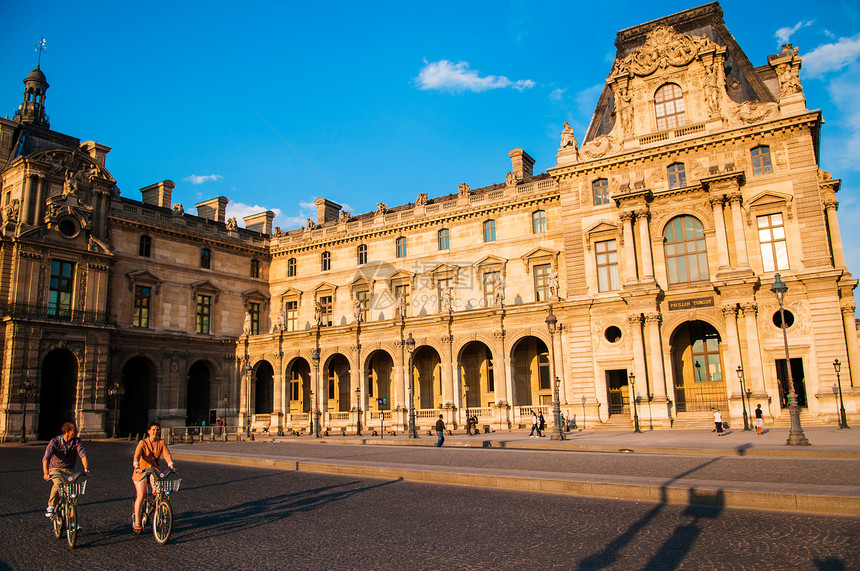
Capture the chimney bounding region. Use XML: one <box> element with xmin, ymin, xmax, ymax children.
<box><xmin>80</xmin><ymin>141</ymin><xmax>111</xmax><ymax>166</ymax></box>
<box><xmin>243</xmin><ymin>211</ymin><xmax>276</xmax><ymax>234</ymax></box>
<box><xmin>195</xmin><ymin>196</ymin><xmax>229</xmax><ymax>222</ymax></box>
<box><xmin>140</xmin><ymin>180</ymin><xmax>175</xmax><ymax>209</ymax></box>
<box><xmin>314</xmin><ymin>197</ymin><xmax>342</xmax><ymax>224</ymax></box>
<box><xmin>508</xmin><ymin>148</ymin><xmax>535</xmax><ymax>182</ymax></box>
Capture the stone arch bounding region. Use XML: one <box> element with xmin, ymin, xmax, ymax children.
<box><xmin>412</xmin><ymin>345</ymin><xmax>442</xmax><ymax>409</ymax></box>
<box><xmin>364</xmin><ymin>349</ymin><xmax>394</xmax><ymax>411</ymax></box>
<box><xmin>118</xmin><ymin>355</ymin><xmax>158</xmax><ymax>437</ymax></box>
<box><xmin>285</xmin><ymin>356</ymin><xmax>312</xmax><ymax>414</ymax></box>
<box><xmin>669</xmin><ymin>320</ymin><xmax>728</xmax><ymax>413</ymax></box>
<box><xmin>38</xmin><ymin>348</ymin><xmax>78</xmax><ymax>439</ymax></box>
<box><xmin>254</xmin><ymin>360</ymin><xmax>275</xmax><ymax>415</ymax></box>
<box><xmin>509</xmin><ymin>335</ymin><xmax>551</xmax><ymax>407</ymax></box>
<box><xmin>457</xmin><ymin>340</ymin><xmax>496</xmax><ymax>409</ymax></box>
<box><xmin>186</xmin><ymin>360</ymin><xmax>213</xmax><ymax>425</ymax></box>
<box><xmin>323</xmin><ymin>353</ymin><xmax>351</xmax><ymax>412</ymax></box>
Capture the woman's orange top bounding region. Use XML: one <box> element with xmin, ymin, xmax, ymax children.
<box><xmin>132</xmin><ymin>438</ymin><xmax>173</xmax><ymax>481</ymax></box>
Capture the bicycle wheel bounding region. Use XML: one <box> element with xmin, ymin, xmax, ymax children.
<box><xmin>152</xmin><ymin>499</ymin><xmax>173</xmax><ymax>544</ymax></box>
<box><xmin>52</xmin><ymin>504</ymin><xmax>64</xmax><ymax>539</ymax></box>
<box><xmin>65</xmin><ymin>502</ymin><xmax>77</xmax><ymax>549</ymax></box>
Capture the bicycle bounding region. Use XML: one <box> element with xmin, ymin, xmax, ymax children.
<box><xmin>48</xmin><ymin>472</ymin><xmax>89</xmax><ymax>549</ymax></box>
<box><xmin>134</xmin><ymin>466</ymin><xmax>181</xmax><ymax>544</ymax></box>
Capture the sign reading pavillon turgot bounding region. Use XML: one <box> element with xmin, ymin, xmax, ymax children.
<box><xmin>667</xmin><ymin>297</ymin><xmax>715</xmax><ymax>311</ymax></box>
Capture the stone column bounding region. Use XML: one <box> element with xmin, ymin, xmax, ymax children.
<box><xmin>841</xmin><ymin>303</ymin><xmax>859</xmax><ymax>388</ymax></box>
<box><xmin>825</xmin><ymin>199</ymin><xmax>845</xmax><ymax>268</ymax></box>
<box><xmin>272</xmin><ymin>353</ymin><xmax>283</xmax><ymax>430</ymax></box>
<box><xmin>20</xmin><ymin>173</ymin><xmax>34</xmax><ymax>225</ymax></box>
<box><xmin>636</xmin><ymin>210</ymin><xmax>654</xmax><ymax>281</ymax></box>
<box><xmin>442</xmin><ymin>334</ymin><xmax>454</xmax><ymax>406</ymax></box>
<box><xmin>740</xmin><ymin>303</ymin><xmax>766</xmax><ymax>394</ymax></box>
<box><xmin>493</xmin><ymin>330</ymin><xmax>509</xmax><ymax>404</ymax></box>
<box><xmin>728</xmin><ymin>194</ymin><xmax>750</xmax><ymax>269</ymax></box>
<box><xmin>644</xmin><ymin>313</ymin><xmax>667</xmax><ymax>399</ymax></box>
<box><xmin>627</xmin><ymin>314</ymin><xmax>647</xmax><ymax>391</ymax></box>
<box><xmin>721</xmin><ymin>304</ymin><xmax>742</xmax><ymax>394</ymax></box>
<box><xmin>710</xmin><ymin>196</ymin><xmax>731</xmax><ymax>270</ymax></box>
<box><xmin>34</xmin><ymin>175</ymin><xmax>47</xmax><ymax>225</ymax></box>
<box><xmin>620</xmin><ymin>211</ymin><xmax>638</xmax><ymax>283</ymax></box>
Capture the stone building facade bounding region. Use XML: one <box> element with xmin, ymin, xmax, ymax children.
<box><xmin>1</xmin><ymin>2</ymin><xmax>857</xmax><ymax>441</ymax></box>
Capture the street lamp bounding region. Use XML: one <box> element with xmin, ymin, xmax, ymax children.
<box><xmin>463</xmin><ymin>384</ymin><xmax>471</xmax><ymax>435</ymax></box>
<box><xmin>355</xmin><ymin>386</ymin><xmax>362</xmax><ymax>436</ymax></box>
<box><xmin>108</xmin><ymin>379</ymin><xmax>125</xmax><ymax>438</ymax></box>
<box><xmin>18</xmin><ymin>379</ymin><xmax>35</xmax><ymax>443</ymax></box>
<box><xmin>405</xmin><ymin>332</ymin><xmax>417</xmax><ymax>438</ymax></box>
<box><xmin>629</xmin><ymin>371</ymin><xmax>641</xmax><ymax>433</ymax></box>
<box><xmin>223</xmin><ymin>390</ymin><xmax>229</xmax><ymax>441</ymax></box>
<box><xmin>833</xmin><ymin>359</ymin><xmax>849</xmax><ymax>429</ymax></box>
<box><xmin>736</xmin><ymin>366</ymin><xmax>750</xmax><ymax>431</ymax></box>
<box><xmin>545</xmin><ymin>306</ymin><xmax>565</xmax><ymax>440</ymax></box>
<box><xmin>771</xmin><ymin>274</ymin><xmax>810</xmax><ymax>445</ymax></box>
<box><xmin>311</xmin><ymin>348</ymin><xmax>321</xmax><ymax>438</ymax></box>
<box><xmin>245</xmin><ymin>363</ymin><xmax>252</xmax><ymax>438</ymax></box>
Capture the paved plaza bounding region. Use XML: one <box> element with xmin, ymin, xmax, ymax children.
<box><xmin>1</xmin><ymin>429</ymin><xmax>859</xmax><ymax>569</ymax></box>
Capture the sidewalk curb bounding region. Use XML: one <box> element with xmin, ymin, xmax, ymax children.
<box><xmin>171</xmin><ymin>450</ymin><xmax>860</xmax><ymax>517</ymax></box>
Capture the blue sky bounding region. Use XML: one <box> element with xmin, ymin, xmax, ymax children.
<box><xmin>2</xmin><ymin>0</ymin><xmax>860</xmax><ymax>271</ymax></box>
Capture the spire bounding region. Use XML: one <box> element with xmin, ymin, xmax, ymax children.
<box><xmin>15</xmin><ymin>65</ymin><xmax>50</xmax><ymax>127</ymax></box>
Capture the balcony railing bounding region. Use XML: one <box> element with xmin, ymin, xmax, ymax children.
<box><xmin>0</xmin><ymin>303</ymin><xmax>117</xmax><ymax>326</ymax></box>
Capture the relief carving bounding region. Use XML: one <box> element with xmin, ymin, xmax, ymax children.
<box><xmin>579</xmin><ymin>135</ymin><xmax>621</xmax><ymax>160</ymax></box>
<box><xmin>611</xmin><ymin>26</ymin><xmax>717</xmax><ymax>78</ymax></box>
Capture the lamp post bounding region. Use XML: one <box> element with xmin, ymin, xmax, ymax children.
<box><xmin>771</xmin><ymin>273</ymin><xmax>810</xmax><ymax>445</ymax></box>
<box><xmin>834</xmin><ymin>359</ymin><xmax>849</xmax><ymax>429</ymax></box>
<box><xmin>311</xmin><ymin>348</ymin><xmax>321</xmax><ymax>438</ymax></box>
<box><xmin>736</xmin><ymin>366</ymin><xmax>750</xmax><ymax>431</ymax></box>
<box><xmin>405</xmin><ymin>332</ymin><xmax>417</xmax><ymax>438</ymax></box>
<box><xmin>223</xmin><ymin>390</ymin><xmax>229</xmax><ymax>440</ymax></box>
<box><xmin>463</xmin><ymin>384</ymin><xmax>471</xmax><ymax>435</ymax></box>
<box><xmin>18</xmin><ymin>379</ymin><xmax>35</xmax><ymax>443</ymax></box>
<box><xmin>108</xmin><ymin>379</ymin><xmax>125</xmax><ymax>438</ymax></box>
<box><xmin>545</xmin><ymin>306</ymin><xmax>565</xmax><ymax>440</ymax></box>
<box><xmin>581</xmin><ymin>396</ymin><xmax>587</xmax><ymax>431</ymax></box>
<box><xmin>629</xmin><ymin>371</ymin><xmax>641</xmax><ymax>433</ymax></box>
<box><xmin>245</xmin><ymin>363</ymin><xmax>253</xmax><ymax>438</ymax></box>
<box><xmin>355</xmin><ymin>386</ymin><xmax>362</xmax><ymax>436</ymax></box>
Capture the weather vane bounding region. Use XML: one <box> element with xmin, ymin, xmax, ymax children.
<box><xmin>35</xmin><ymin>38</ymin><xmax>46</xmax><ymax>67</ymax></box>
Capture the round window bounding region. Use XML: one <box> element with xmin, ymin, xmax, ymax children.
<box><xmin>58</xmin><ymin>219</ymin><xmax>78</xmax><ymax>237</ymax></box>
<box><xmin>773</xmin><ymin>310</ymin><xmax>795</xmax><ymax>328</ymax></box>
<box><xmin>604</xmin><ymin>326</ymin><xmax>622</xmax><ymax>343</ymax></box>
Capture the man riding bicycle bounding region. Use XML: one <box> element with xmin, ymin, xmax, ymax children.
<box><xmin>42</xmin><ymin>422</ymin><xmax>90</xmax><ymax>518</ymax></box>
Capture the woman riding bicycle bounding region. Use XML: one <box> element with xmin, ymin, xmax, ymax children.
<box><xmin>132</xmin><ymin>422</ymin><xmax>175</xmax><ymax>533</ymax></box>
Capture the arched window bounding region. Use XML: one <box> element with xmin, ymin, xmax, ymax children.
<box><xmin>655</xmin><ymin>83</ymin><xmax>686</xmax><ymax>131</ymax></box>
<box><xmin>396</xmin><ymin>237</ymin><xmax>407</xmax><ymax>258</ymax></box>
<box><xmin>287</xmin><ymin>258</ymin><xmax>297</xmax><ymax>277</ymax></box>
<box><xmin>321</xmin><ymin>251</ymin><xmax>331</xmax><ymax>271</ymax></box>
<box><xmin>664</xmin><ymin>216</ymin><xmax>709</xmax><ymax>284</ymax></box>
<box><xmin>357</xmin><ymin>244</ymin><xmax>367</xmax><ymax>265</ymax></box>
<box><xmin>667</xmin><ymin>162</ymin><xmax>687</xmax><ymax>189</ymax></box>
<box><xmin>532</xmin><ymin>210</ymin><xmax>547</xmax><ymax>234</ymax></box>
<box><xmin>592</xmin><ymin>178</ymin><xmax>610</xmax><ymax>206</ymax></box>
<box><xmin>250</xmin><ymin>259</ymin><xmax>260</xmax><ymax>278</ymax></box>
<box><xmin>751</xmin><ymin>145</ymin><xmax>773</xmax><ymax>176</ymax></box>
<box><xmin>483</xmin><ymin>220</ymin><xmax>496</xmax><ymax>243</ymax></box>
<box><xmin>438</xmin><ymin>228</ymin><xmax>450</xmax><ymax>250</ymax></box>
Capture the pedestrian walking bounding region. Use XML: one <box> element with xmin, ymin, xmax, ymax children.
<box><xmin>538</xmin><ymin>412</ymin><xmax>546</xmax><ymax>437</ymax></box>
<box><xmin>435</xmin><ymin>414</ymin><xmax>445</xmax><ymax>447</ymax></box>
<box><xmin>529</xmin><ymin>411</ymin><xmax>539</xmax><ymax>437</ymax></box>
<box><xmin>754</xmin><ymin>404</ymin><xmax>764</xmax><ymax>435</ymax></box>
<box><xmin>712</xmin><ymin>407</ymin><xmax>724</xmax><ymax>436</ymax></box>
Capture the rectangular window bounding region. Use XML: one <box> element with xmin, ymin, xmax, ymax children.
<box><xmin>249</xmin><ymin>302</ymin><xmax>260</xmax><ymax>335</ymax></box>
<box><xmin>196</xmin><ymin>294</ymin><xmax>211</xmax><ymax>334</ymax></box>
<box><xmin>592</xmin><ymin>179</ymin><xmax>610</xmax><ymax>206</ymax></box>
<box><xmin>396</xmin><ymin>237</ymin><xmax>407</xmax><ymax>258</ymax></box>
<box><xmin>321</xmin><ymin>251</ymin><xmax>331</xmax><ymax>271</ymax></box>
<box><xmin>48</xmin><ymin>260</ymin><xmax>75</xmax><ymax>317</ymax></box>
<box><xmin>319</xmin><ymin>295</ymin><xmax>333</xmax><ymax>327</ymax></box>
<box><xmin>758</xmin><ymin>213</ymin><xmax>789</xmax><ymax>272</ymax></box>
<box><xmin>133</xmin><ymin>285</ymin><xmax>151</xmax><ymax>328</ymax></box>
<box><xmin>357</xmin><ymin>244</ymin><xmax>367</xmax><ymax>265</ymax></box>
<box><xmin>533</xmin><ymin>263</ymin><xmax>551</xmax><ymax>302</ymax></box>
<box><xmin>595</xmin><ymin>240</ymin><xmax>620</xmax><ymax>292</ymax></box>
<box><xmin>200</xmin><ymin>248</ymin><xmax>211</xmax><ymax>269</ymax></box>
<box><xmin>290</xmin><ymin>371</ymin><xmax>300</xmax><ymax>402</ymax></box>
<box><xmin>667</xmin><ymin>163</ymin><xmax>686</xmax><ymax>189</ymax></box>
<box><xmin>394</xmin><ymin>284</ymin><xmax>411</xmax><ymax>318</ymax></box>
<box><xmin>356</xmin><ymin>290</ymin><xmax>370</xmax><ymax>323</ymax></box>
<box><xmin>532</xmin><ymin>211</ymin><xmax>547</xmax><ymax>234</ymax></box>
<box><xmin>287</xmin><ymin>258</ymin><xmax>297</xmax><ymax>277</ymax></box>
<box><xmin>483</xmin><ymin>220</ymin><xmax>496</xmax><ymax>243</ymax></box>
<box><xmin>538</xmin><ymin>352</ymin><xmax>550</xmax><ymax>390</ymax></box>
<box><xmin>328</xmin><ymin>367</ymin><xmax>336</xmax><ymax>400</ymax></box>
<box><xmin>438</xmin><ymin>229</ymin><xmax>450</xmax><ymax>250</ymax></box>
<box><xmin>482</xmin><ymin>271</ymin><xmax>499</xmax><ymax>307</ymax></box>
<box><xmin>751</xmin><ymin>146</ymin><xmax>773</xmax><ymax>176</ymax></box>
<box><xmin>285</xmin><ymin>301</ymin><xmax>298</xmax><ymax>332</ymax></box>
<box><xmin>139</xmin><ymin>235</ymin><xmax>151</xmax><ymax>257</ymax></box>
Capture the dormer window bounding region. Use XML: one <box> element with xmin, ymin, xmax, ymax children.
<box><xmin>655</xmin><ymin>83</ymin><xmax>686</xmax><ymax>131</ymax></box>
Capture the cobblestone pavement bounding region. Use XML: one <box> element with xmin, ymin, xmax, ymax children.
<box><xmin>1</xmin><ymin>443</ymin><xmax>858</xmax><ymax>570</ymax></box>
<box><xmin>170</xmin><ymin>440</ymin><xmax>860</xmax><ymax>487</ymax></box>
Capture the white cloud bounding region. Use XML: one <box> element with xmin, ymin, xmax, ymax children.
<box><xmin>416</xmin><ymin>60</ymin><xmax>535</xmax><ymax>93</ymax></box>
<box><xmin>549</xmin><ymin>87</ymin><xmax>566</xmax><ymax>102</ymax></box>
<box><xmin>184</xmin><ymin>174</ymin><xmax>223</xmax><ymax>185</ymax></box>
<box><xmin>775</xmin><ymin>20</ymin><xmax>813</xmax><ymax>46</ymax></box>
<box><xmin>802</xmin><ymin>34</ymin><xmax>860</xmax><ymax>78</ymax></box>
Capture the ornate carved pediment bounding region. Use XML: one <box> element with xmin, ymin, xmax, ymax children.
<box><xmin>579</xmin><ymin>134</ymin><xmax>621</xmax><ymax>160</ymax></box>
<box><xmin>127</xmin><ymin>269</ymin><xmax>162</xmax><ymax>294</ymax></box>
<box><xmin>387</xmin><ymin>269</ymin><xmax>415</xmax><ymax>290</ymax></box>
<box><xmin>521</xmin><ymin>247</ymin><xmax>559</xmax><ymax>273</ymax></box>
<box><xmin>191</xmin><ymin>279</ymin><xmax>221</xmax><ymax>302</ymax></box>
<box><xmin>29</xmin><ymin>148</ymin><xmax>115</xmax><ymax>185</ymax></box>
<box><xmin>728</xmin><ymin>101</ymin><xmax>778</xmax><ymax>125</ymax></box>
<box><xmin>611</xmin><ymin>26</ymin><xmax>718</xmax><ymax>78</ymax></box>
<box><xmin>241</xmin><ymin>288</ymin><xmax>269</xmax><ymax>308</ymax></box>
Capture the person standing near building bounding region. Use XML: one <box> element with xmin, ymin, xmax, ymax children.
<box><xmin>435</xmin><ymin>414</ymin><xmax>445</xmax><ymax>447</ymax></box>
<box><xmin>42</xmin><ymin>422</ymin><xmax>90</xmax><ymax>518</ymax></box>
<box><xmin>538</xmin><ymin>412</ymin><xmax>546</xmax><ymax>437</ymax></box>
<box><xmin>754</xmin><ymin>404</ymin><xmax>764</xmax><ymax>435</ymax></box>
<box><xmin>529</xmin><ymin>411</ymin><xmax>539</xmax><ymax>437</ymax></box>
<box><xmin>712</xmin><ymin>407</ymin><xmax>724</xmax><ymax>436</ymax></box>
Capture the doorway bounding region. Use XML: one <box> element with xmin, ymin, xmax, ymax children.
<box><xmin>775</xmin><ymin>358</ymin><xmax>807</xmax><ymax>408</ymax></box>
<box><xmin>38</xmin><ymin>349</ymin><xmax>78</xmax><ymax>439</ymax></box>
<box><xmin>606</xmin><ymin>369</ymin><xmax>629</xmax><ymax>415</ymax></box>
